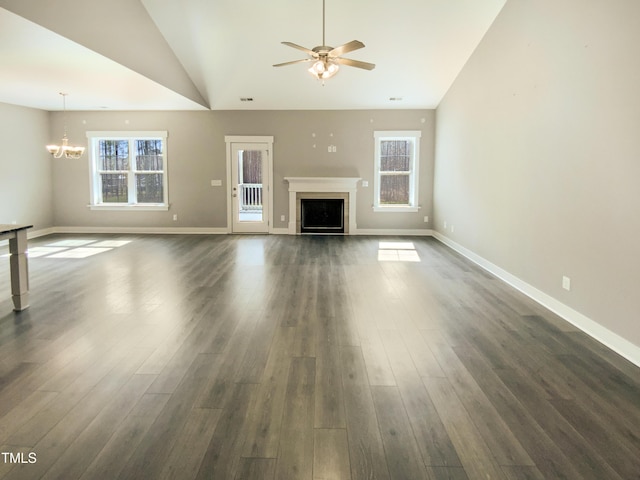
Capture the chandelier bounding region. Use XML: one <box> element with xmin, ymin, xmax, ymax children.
<box><xmin>46</xmin><ymin>93</ymin><xmax>85</xmax><ymax>159</ymax></box>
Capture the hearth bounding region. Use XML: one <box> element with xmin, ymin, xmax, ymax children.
<box><xmin>284</xmin><ymin>177</ymin><xmax>361</xmax><ymax>235</ymax></box>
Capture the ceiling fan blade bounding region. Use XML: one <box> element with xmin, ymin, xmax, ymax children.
<box><xmin>334</xmin><ymin>57</ymin><xmax>376</xmax><ymax>70</ymax></box>
<box><xmin>273</xmin><ymin>58</ymin><xmax>313</xmax><ymax>67</ymax></box>
<box><xmin>329</xmin><ymin>40</ymin><xmax>365</xmax><ymax>57</ymax></box>
<box><xmin>281</xmin><ymin>42</ymin><xmax>316</xmax><ymax>56</ymax></box>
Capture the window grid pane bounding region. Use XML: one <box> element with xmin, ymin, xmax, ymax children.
<box><xmin>101</xmin><ymin>173</ymin><xmax>128</xmax><ymax>203</ymax></box>
<box><xmin>380</xmin><ymin>174</ymin><xmax>410</xmax><ymax>204</ymax></box>
<box><xmin>135</xmin><ymin>140</ymin><xmax>164</xmax><ymax>171</ymax></box>
<box><xmin>135</xmin><ymin>174</ymin><xmax>164</xmax><ymax>203</ymax></box>
<box><xmin>380</xmin><ymin>140</ymin><xmax>411</xmax><ymax>172</ymax></box>
<box><xmin>99</xmin><ymin>140</ymin><xmax>129</xmax><ymax>170</ymax></box>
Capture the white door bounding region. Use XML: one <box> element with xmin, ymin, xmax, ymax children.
<box><xmin>227</xmin><ymin>139</ymin><xmax>272</xmax><ymax>233</ymax></box>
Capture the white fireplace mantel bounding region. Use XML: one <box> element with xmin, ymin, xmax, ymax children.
<box><xmin>284</xmin><ymin>177</ymin><xmax>361</xmax><ymax>234</ymax></box>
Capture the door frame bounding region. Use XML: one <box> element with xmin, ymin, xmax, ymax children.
<box><xmin>225</xmin><ymin>135</ymin><xmax>274</xmax><ymax>234</ymax></box>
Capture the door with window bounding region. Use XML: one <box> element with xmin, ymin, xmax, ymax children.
<box><xmin>226</xmin><ymin>137</ymin><xmax>273</xmax><ymax>233</ymax></box>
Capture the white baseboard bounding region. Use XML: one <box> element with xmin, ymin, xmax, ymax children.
<box><xmin>433</xmin><ymin>232</ymin><xmax>640</xmax><ymax>367</ymax></box>
<box><xmin>355</xmin><ymin>228</ymin><xmax>434</xmax><ymax>236</ymax></box>
<box><xmin>268</xmin><ymin>228</ymin><xmax>433</xmax><ymax>236</ymax></box>
<box><xmin>11</xmin><ymin>226</ymin><xmax>434</xmax><ymax>238</ymax></box>
<box><xmin>28</xmin><ymin>227</ymin><xmax>56</xmax><ymax>239</ymax></box>
<box><xmin>52</xmin><ymin>226</ymin><xmax>228</xmax><ymax>235</ymax></box>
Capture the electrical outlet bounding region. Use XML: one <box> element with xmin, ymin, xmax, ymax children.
<box><xmin>424</xmin><ymin>216</ymin><xmax>429</xmax><ymax>223</ymax></box>
<box><xmin>562</xmin><ymin>276</ymin><xmax>571</xmax><ymax>291</ymax></box>
<box><xmin>451</xmin><ymin>225</ymin><xmax>455</xmax><ymax>233</ymax></box>
<box><xmin>280</xmin><ymin>215</ymin><xmax>285</xmax><ymax>222</ymax></box>
<box><xmin>173</xmin><ymin>214</ymin><xmax>178</xmax><ymax>221</ymax></box>
<box><xmin>362</xmin><ymin>180</ymin><xmax>369</xmax><ymax>187</ymax></box>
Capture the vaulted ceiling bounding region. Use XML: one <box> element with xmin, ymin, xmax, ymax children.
<box><xmin>0</xmin><ymin>0</ymin><xmax>506</xmax><ymax>111</ymax></box>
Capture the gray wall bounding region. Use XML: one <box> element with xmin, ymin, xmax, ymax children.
<box><xmin>434</xmin><ymin>0</ymin><xmax>640</xmax><ymax>347</ymax></box>
<box><xmin>52</xmin><ymin>109</ymin><xmax>434</xmax><ymax>231</ymax></box>
<box><xmin>0</xmin><ymin>102</ymin><xmax>53</xmax><ymax>230</ymax></box>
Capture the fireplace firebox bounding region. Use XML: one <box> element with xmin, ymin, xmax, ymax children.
<box><xmin>300</xmin><ymin>199</ymin><xmax>344</xmax><ymax>234</ymax></box>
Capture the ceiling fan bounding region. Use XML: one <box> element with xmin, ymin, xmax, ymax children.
<box><xmin>273</xmin><ymin>0</ymin><xmax>375</xmax><ymax>82</ymax></box>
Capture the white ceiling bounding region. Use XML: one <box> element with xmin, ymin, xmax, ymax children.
<box><xmin>0</xmin><ymin>0</ymin><xmax>506</xmax><ymax>112</ymax></box>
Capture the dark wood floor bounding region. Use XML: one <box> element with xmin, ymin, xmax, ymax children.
<box><xmin>0</xmin><ymin>234</ymin><xmax>638</xmax><ymax>480</ymax></box>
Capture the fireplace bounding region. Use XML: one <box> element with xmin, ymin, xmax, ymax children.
<box><xmin>301</xmin><ymin>198</ymin><xmax>344</xmax><ymax>234</ymax></box>
<box><xmin>284</xmin><ymin>177</ymin><xmax>361</xmax><ymax>235</ymax></box>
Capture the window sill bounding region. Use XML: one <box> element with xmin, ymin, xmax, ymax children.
<box><xmin>88</xmin><ymin>204</ymin><xmax>169</xmax><ymax>211</ymax></box>
<box><xmin>373</xmin><ymin>205</ymin><xmax>420</xmax><ymax>213</ymax></box>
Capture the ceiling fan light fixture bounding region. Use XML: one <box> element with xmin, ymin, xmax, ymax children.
<box><xmin>308</xmin><ymin>59</ymin><xmax>339</xmax><ymax>80</ymax></box>
<box><xmin>276</xmin><ymin>0</ymin><xmax>373</xmax><ymax>83</ymax></box>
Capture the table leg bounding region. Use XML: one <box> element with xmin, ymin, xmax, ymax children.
<box><xmin>9</xmin><ymin>230</ymin><xmax>29</xmax><ymax>311</ymax></box>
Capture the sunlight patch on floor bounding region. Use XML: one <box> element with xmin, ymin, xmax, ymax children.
<box><xmin>0</xmin><ymin>239</ymin><xmax>135</xmax><ymax>259</ymax></box>
<box><xmin>377</xmin><ymin>241</ymin><xmax>421</xmax><ymax>262</ymax></box>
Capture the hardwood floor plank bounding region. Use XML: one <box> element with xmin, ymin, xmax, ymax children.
<box><xmin>548</xmin><ymin>398</ymin><xmax>640</xmax><ymax>479</ymax></box>
<box><xmin>0</xmin><ymin>390</ymin><xmax>58</xmax><ymax>443</ymax></box>
<box><xmin>195</xmin><ymin>310</ymin><xmax>258</xmax><ymax>408</ymax></box>
<box><xmin>453</xmin><ymin>345</ymin><xmax>585</xmax><ymax>479</ymax></box>
<box><xmin>274</xmin><ymin>356</ymin><xmax>316</xmax><ymax>480</ymax></box>
<box><xmin>339</xmin><ymin>346</ymin><xmax>390</xmax><ymax>480</ymax></box>
<box><xmin>234</xmin><ymin>307</ymin><xmax>281</xmax><ymax>384</ymax></box>
<box><xmin>563</xmin><ymin>330</ymin><xmax>640</xmax><ymax>380</ymax></box>
<box><xmin>423</xmin><ymin>376</ymin><xmax>508</xmax><ymax>480</ymax></box>
<box><xmin>496</xmin><ymin>367</ymin><xmax>625</xmax><ymax>480</ymax></box>
<box><xmin>7</xmin><ymin>345</ymin><xmax>152</xmax><ymax>448</ymax></box>
<box><xmin>555</xmin><ymin>352</ymin><xmax>640</xmax><ymax>429</ymax></box>
<box><xmin>235</xmin><ymin>458</ymin><xmax>277</xmax><ymax>480</ymax></box>
<box><xmin>40</xmin><ymin>374</ymin><xmax>157</xmax><ymax>480</ymax></box>
<box><xmin>79</xmin><ymin>393</ymin><xmax>171</xmax><ymax>480</ymax></box>
<box><xmin>424</xmin><ymin>331</ymin><xmax>534</xmax><ymax>466</ymax></box>
<box><xmin>427</xmin><ymin>466</ymin><xmax>469</xmax><ymax>480</ymax></box>
<box><xmin>314</xmin><ymin>316</ymin><xmax>346</xmax><ymax>429</ymax></box>
<box><xmin>371</xmin><ymin>386</ymin><xmax>430</xmax><ymax>480</ymax></box>
<box><xmin>242</xmin><ymin>327</ymin><xmax>295</xmax><ymax>458</ymax></box>
<box><xmin>500</xmin><ymin>465</ymin><xmax>546</xmax><ymax>480</ymax></box>
<box><xmin>380</xmin><ymin>329</ymin><xmax>461</xmax><ymax>468</ymax></box>
<box><xmin>117</xmin><ymin>353</ymin><xmax>217</xmax><ymax>480</ymax></box>
<box><xmin>553</xmin><ymin>355</ymin><xmax>640</xmax><ymax>452</ymax></box>
<box><xmin>313</xmin><ymin>428</ymin><xmax>351</xmax><ymax>480</ymax></box>
<box><xmin>158</xmin><ymin>407</ymin><xmax>222</xmax><ymax>480</ymax></box>
<box><xmin>195</xmin><ymin>382</ymin><xmax>257</xmax><ymax>480</ymax></box>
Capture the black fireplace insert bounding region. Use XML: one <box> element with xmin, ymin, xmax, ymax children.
<box><xmin>300</xmin><ymin>199</ymin><xmax>344</xmax><ymax>234</ymax></box>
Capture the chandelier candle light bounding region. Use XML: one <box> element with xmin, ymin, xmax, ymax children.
<box><xmin>46</xmin><ymin>93</ymin><xmax>85</xmax><ymax>159</ymax></box>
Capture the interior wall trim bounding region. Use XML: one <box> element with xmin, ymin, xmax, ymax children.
<box><xmin>433</xmin><ymin>231</ymin><xmax>640</xmax><ymax>367</ymax></box>
<box><xmin>9</xmin><ymin>226</ymin><xmax>433</xmax><ymax>239</ymax></box>
<box><xmin>355</xmin><ymin>228</ymin><xmax>433</xmax><ymax>236</ymax></box>
<box><xmin>51</xmin><ymin>226</ymin><xmax>228</xmax><ymax>235</ymax></box>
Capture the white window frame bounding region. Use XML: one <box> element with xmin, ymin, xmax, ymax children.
<box><xmin>373</xmin><ymin>130</ymin><xmax>421</xmax><ymax>212</ymax></box>
<box><xmin>87</xmin><ymin>131</ymin><xmax>169</xmax><ymax>211</ymax></box>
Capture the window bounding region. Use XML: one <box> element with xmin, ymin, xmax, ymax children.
<box><xmin>87</xmin><ymin>131</ymin><xmax>168</xmax><ymax>210</ymax></box>
<box><xmin>373</xmin><ymin>131</ymin><xmax>421</xmax><ymax>212</ymax></box>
